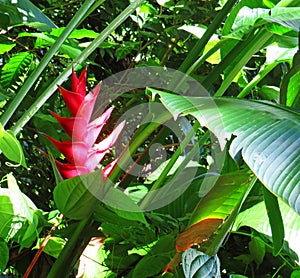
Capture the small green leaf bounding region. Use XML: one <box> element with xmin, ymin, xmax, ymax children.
<box><xmin>132</xmin><ymin>255</ymin><xmax>171</xmax><ymax>278</ymax></box>
<box><xmin>182</xmin><ymin>248</ymin><xmax>221</xmax><ymax>278</ymax></box>
<box><xmin>249</xmin><ymin>236</ymin><xmax>265</xmax><ymax>268</ymax></box>
<box><xmin>103</xmin><ymin>187</ymin><xmax>147</xmax><ymax>224</ymax></box>
<box><xmin>0</xmin><ymin>52</ymin><xmax>34</xmax><ymax>91</ymax></box>
<box><xmin>0</xmin><ymin>193</ymin><xmax>14</xmax><ymax>239</ymax></box>
<box><xmin>0</xmin><ymin>43</ymin><xmax>16</xmax><ymax>54</ymax></box>
<box><xmin>7</xmin><ymin>173</ymin><xmax>35</xmax><ymax>220</ymax></box>
<box><xmin>234</xmin><ymin>254</ymin><xmax>253</xmax><ymax>265</ymax></box>
<box><xmin>291</xmin><ymin>270</ymin><xmax>300</xmax><ymax>278</ymax></box>
<box><xmin>40</xmin><ymin>237</ymin><xmax>66</xmax><ymax>259</ymax></box>
<box><xmin>0</xmin><ymin>239</ymin><xmax>9</xmax><ymax>272</ymax></box>
<box><xmin>53</xmin><ymin>171</ymin><xmax>101</xmax><ymax>220</ymax></box>
<box><xmin>0</xmin><ymin>125</ymin><xmax>27</xmax><ymax>167</ymax></box>
<box><xmin>50</xmin><ymin>27</ymin><xmax>99</xmax><ymax>39</ymax></box>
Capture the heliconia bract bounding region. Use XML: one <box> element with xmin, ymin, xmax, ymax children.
<box><xmin>44</xmin><ymin>67</ymin><xmax>124</xmax><ymax>180</ymax></box>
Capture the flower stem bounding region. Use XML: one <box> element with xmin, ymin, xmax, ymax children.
<box><xmin>47</xmin><ymin>213</ymin><xmax>95</xmax><ymax>278</ymax></box>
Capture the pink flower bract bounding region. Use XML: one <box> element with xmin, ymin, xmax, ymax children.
<box><xmin>45</xmin><ymin>68</ymin><xmax>124</xmax><ymax>180</ymax></box>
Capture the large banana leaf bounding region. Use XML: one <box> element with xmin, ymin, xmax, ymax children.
<box><xmin>154</xmin><ymin>91</ymin><xmax>300</xmax><ymax>214</ymax></box>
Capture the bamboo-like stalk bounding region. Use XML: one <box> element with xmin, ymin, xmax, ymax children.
<box><xmin>0</xmin><ymin>0</ymin><xmax>98</xmax><ymax>128</ymax></box>
<box><xmin>177</xmin><ymin>0</ymin><xmax>239</xmax><ymax>74</ymax></box>
<box><xmin>214</xmin><ymin>29</ymin><xmax>273</xmax><ymax>97</ymax></box>
<box><xmin>10</xmin><ymin>0</ymin><xmax>145</xmax><ymax>135</ymax></box>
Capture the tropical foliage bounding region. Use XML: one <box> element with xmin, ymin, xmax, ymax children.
<box><xmin>0</xmin><ymin>0</ymin><xmax>299</xmax><ymax>277</ymax></box>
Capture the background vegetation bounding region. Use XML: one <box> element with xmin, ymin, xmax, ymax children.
<box><xmin>0</xmin><ymin>0</ymin><xmax>299</xmax><ymax>277</ymax></box>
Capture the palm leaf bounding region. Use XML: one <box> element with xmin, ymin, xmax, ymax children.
<box><xmin>0</xmin><ymin>52</ymin><xmax>34</xmax><ymax>93</ymax></box>
<box><xmin>155</xmin><ymin>91</ymin><xmax>300</xmax><ymax>214</ymax></box>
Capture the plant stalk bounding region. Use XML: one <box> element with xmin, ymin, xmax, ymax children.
<box><xmin>178</xmin><ymin>0</ymin><xmax>239</xmax><ymax>74</ymax></box>
<box><xmin>0</xmin><ymin>0</ymin><xmax>97</xmax><ymax>128</ymax></box>
<box><xmin>11</xmin><ymin>0</ymin><xmax>145</xmax><ymax>135</ymax></box>
<box><xmin>214</xmin><ymin>29</ymin><xmax>273</xmax><ymax>97</ymax></box>
<box><xmin>46</xmin><ymin>1</ymin><xmax>146</xmax><ymax>276</ymax></box>
<box><xmin>47</xmin><ymin>213</ymin><xmax>95</xmax><ymax>278</ymax></box>
<box><xmin>108</xmin><ymin>110</ymin><xmax>172</xmax><ymax>184</ymax></box>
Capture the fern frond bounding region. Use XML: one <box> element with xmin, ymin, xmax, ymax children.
<box><xmin>0</xmin><ymin>52</ymin><xmax>34</xmax><ymax>94</ymax></box>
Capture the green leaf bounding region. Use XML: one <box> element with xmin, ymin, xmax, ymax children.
<box><xmin>132</xmin><ymin>235</ymin><xmax>175</xmax><ymax>278</ymax></box>
<box><xmin>267</xmin><ymin>7</ymin><xmax>300</xmax><ymax>31</ymax></box>
<box><xmin>287</xmin><ymin>71</ymin><xmax>300</xmax><ymax>108</ymax></box>
<box><xmin>18</xmin><ymin>32</ymin><xmax>81</xmax><ymax>59</ymax></box>
<box><xmin>263</xmin><ymin>187</ymin><xmax>284</xmax><ymax>255</ymax></box>
<box><xmin>176</xmin><ymin>172</ymin><xmax>252</xmax><ymax>254</ymax></box>
<box><xmin>233</xmin><ymin>199</ymin><xmax>300</xmax><ymax>261</ymax></box>
<box><xmin>0</xmin><ymin>124</ymin><xmax>27</xmax><ymax>168</ymax></box>
<box><xmin>132</xmin><ymin>255</ymin><xmax>170</xmax><ymax>278</ymax></box>
<box><xmin>0</xmin><ymin>52</ymin><xmax>34</xmax><ymax>92</ymax></box>
<box><xmin>6</xmin><ymin>173</ymin><xmax>39</xmax><ymax>248</ymax></box>
<box><xmin>53</xmin><ymin>171</ymin><xmax>101</xmax><ymax>220</ymax></box>
<box><xmin>0</xmin><ymin>12</ymin><xmax>9</xmax><ymax>29</ymax></box>
<box><xmin>94</xmin><ymin>205</ymin><xmax>141</xmax><ymax>226</ymax></box>
<box><xmin>189</xmin><ymin>172</ymin><xmax>252</xmax><ymax>226</ymax></box>
<box><xmin>55</xmin><ymin>169</ymin><xmax>147</xmax><ymax>223</ymax></box>
<box><xmin>0</xmin><ymin>239</ymin><xmax>9</xmax><ymax>272</ymax></box>
<box><xmin>50</xmin><ymin>27</ymin><xmax>99</xmax><ymax>39</ymax></box>
<box><xmin>40</xmin><ymin>237</ymin><xmax>66</xmax><ymax>259</ymax></box>
<box><xmin>0</xmin><ymin>193</ymin><xmax>14</xmax><ymax>239</ymax></box>
<box><xmin>231</xmin><ymin>6</ymin><xmax>300</xmax><ymax>39</ymax></box>
<box><xmin>102</xmin><ymin>187</ymin><xmax>147</xmax><ymax>224</ymax></box>
<box><xmin>156</xmin><ymin>91</ymin><xmax>300</xmax><ymax>215</ymax></box>
<box><xmin>182</xmin><ymin>248</ymin><xmax>221</xmax><ymax>278</ymax></box>
<box><xmin>226</xmin><ymin>7</ymin><xmax>269</xmax><ymax>39</ymax></box>
<box><xmin>0</xmin><ymin>174</ymin><xmax>38</xmax><ymax>246</ymax></box>
<box><xmin>249</xmin><ymin>236</ymin><xmax>266</xmax><ymax>267</ymax></box>
<box><xmin>7</xmin><ymin>173</ymin><xmax>34</xmax><ymax>220</ymax></box>
<box><xmin>0</xmin><ymin>0</ymin><xmax>56</xmax><ymax>29</ymax></box>
<box><xmin>291</xmin><ymin>270</ymin><xmax>300</xmax><ymax>278</ymax></box>
<box><xmin>0</xmin><ymin>43</ymin><xmax>16</xmax><ymax>54</ymax></box>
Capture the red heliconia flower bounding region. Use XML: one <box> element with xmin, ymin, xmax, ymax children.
<box><xmin>44</xmin><ymin>68</ymin><xmax>124</xmax><ymax>180</ymax></box>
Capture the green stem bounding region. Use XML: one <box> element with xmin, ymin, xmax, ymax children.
<box><xmin>237</xmin><ymin>62</ymin><xmax>279</xmax><ymax>99</ymax></box>
<box><xmin>201</xmin><ymin>28</ymin><xmax>265</xmax><ymax>90</ymax></box>
<box><xmin>0</xmin><ymin>0</ymin><xmax>97</xmax><ymax>128</ymax></box>
<box><xmin>233</xmin><ymin>231</ymin><xmax>296</xmax><ymax>270</ymax></box>
<box><xmin>214</xmin><ymin>29</ymin><xmax>273</xmax><ymax>97</ymax></box>
<box><xmin>279</xmin><ymin>50</ymin><xmax>300</xmax><ymax>105</ymax></box>
<box><xmin>145</xmin><ymin>122</ymin><xmax>200</xmax><ymax>192</ymax></box>
<box><xmin>47</xmin><ymin>213</ymin><xmax>94</xmax><ymax>278</ymax></box>
<box><xmin>11</xmin><ymin>0</ymin><xmax>145</xmax><ymax>135</ymax></box>
<box><xmin>107</xmin><ymin>110</ymin><xmax>172</xmax><ymax>184</ymax></box>
<box><xmin>168</xmin><ymin>0</ymin><xmax>238</xmax><ymax>92</ymax></box>
<box><xmin>140</xmin><ymin>127</ymin><xmax>210</xmax><ymax>210</ymax></box>
<box><xmin>186</xmin><ymin>39</ymin><xmax>229</xmax><ymax>77</ymax></box>
<box><xmin>178</xmin><ymin>0</ymin><xmax>239</xmax><ymax>74</ymax></box>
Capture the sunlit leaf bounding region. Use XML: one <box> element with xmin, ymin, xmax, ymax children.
<box><xmin>176</xmin><ymin>218</ymin><xmax>224</xmax><ymax>252</ymax></box>
<box><xmin>0</xmin><ymin>125</ymin><xmax>27</xmax><ymax>168</ymax></box>
<box><xmin>0</xmin><ymin>52</ymin><xmax>33</xmax><ymax>92</ymax></box>
<box><xmin>156</xmin><ymin>91</ymin><xmax>300</xmax><ymax>215</ymax></box>
<box><xmin>176</xmin><ymin>172</ymin><xmax>252</xmax><ymax>253</ymax></box>
<box><xmin>233</xmin><ymin>199</ymin><xmax>300</xmax><ymax>262</ymax></box>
